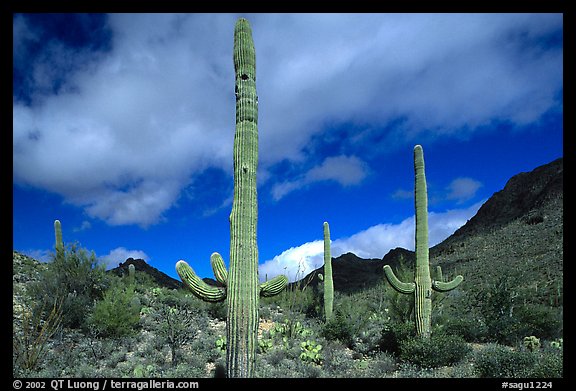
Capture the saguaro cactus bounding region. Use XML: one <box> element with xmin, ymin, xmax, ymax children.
<box><xmin>323</xmin><ymin>222</ymin><xmax>334</xmax><ymax>321</ymax></box>
<box><xmin>54</xmin><ymin>219</ymin><xmax>64</xmax><ymax>257</ymax></box>
<box><xmin>383</xmin><ymin>145</ymin><xmax>463</xmax><ymax>338</ymax></box>
<box><xmin>176</xmin><ymin>18</ymin><xmax>288</xmax><ymax>378</ymax></box>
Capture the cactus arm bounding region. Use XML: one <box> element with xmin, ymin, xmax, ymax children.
<box><xmin>210</xmin><ymin>252</ymin><xmax>229</xmax><ymax>285</ymax></box>
<box><xmin>432</xmin><ymin>275</ymin><xmax>464</xmax><ymax>292</ymax></box>
<box><xmin>383</xmin><ymin>265</ymin><xmax>416</xmax><ymax>294</ymax></box>
<box><xmin>323</xmin><ymin>221</ymin><xmax>334</xmax><ymax>321</ymax></box>
<box><xmin>176</xmin><ymin>260</ymin><xmax>227</xmax><ymax>303</ymax></box>
<box><xmin>259</xmin><ymin>275</ymin><xmax>288</xmax><ymax>297</ymax></box>
<box><xmin>435</xmin><ymin>265</ymin><xmax>443</xmax><ymax>282</ymax></box>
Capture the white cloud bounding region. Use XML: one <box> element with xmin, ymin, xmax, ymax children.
<box><xmin>13</xmin><ymin>14</ymin><xmax>562</xmax><ymax>226</ymax></box>
<box><xmin>259</xmin><ymin>240</ymin><xmax>325</xmax><ymax>283</ymax></box>
<box><xmin>271</xmin><ymin>155</ymin><xmax>369</xmax><ymax>200</ymax></box>
<box><xmin>21</xmin><ymin>249</ymin><xmax>53</xmax><ymax>263</ymax></box>
<box><xmin>99</xmin><ymin>247</ymin><xmax>149</xmax><ymax>269</ymax></box>
<box><xmin>391</xmin><ymin>188</ymin><xmax>413</xmax><ymax>200</ymax></box>
<box><xmin>446</xmin><ymin>177</ymin><xmax>483</xmax><ymax>203</ymax></box>
<box><xmin>259</xmin><ymin>201</ymin><xmax>483</xmax><ymax>282</ymax></box>
<box><xmin>73</xmin><ymin>220</ymin><xmax>92</xmax><ymax>232</ymax></box>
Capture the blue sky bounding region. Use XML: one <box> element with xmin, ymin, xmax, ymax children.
<box><xmin>13</xmin><ymin>13</ymin><xmax>563</xmax><ymax>282</ymax></box>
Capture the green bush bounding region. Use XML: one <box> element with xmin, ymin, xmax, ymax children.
<box><xmin>380</xmin><ymin>321</ymin><xmax>415</xmax><ymax>356</ymax></box>
<box><xmin>27</xmin><ymin>244</ymin><xmax>109</xmax><ymax>329</ymax></box>
<box><xmin>525</xmin><ymin>350</ymin><xmax>563</xmax><ymax>378</ymax></box>
<box><xmin>515</xmin><ymin>304</ymin><xmax>563</xmax><ymax>341</ymax></box>
<box><xmin>352</xmin><ymin>311</ymin><xmax>391</xmax><ymax>355</ymax></box>
<box><xmin>89</xmin><ymin>281</ymin><xmax>141</xmax><ymax>338</ymax></box>
<box><xmin>442</xmin><ymin>314</ymin><xmax>487</xmax><ymax>342</ymax></box>
<box><xmin>399</xmin><ymin>332</ymin><xmax>471</xmax><ymax>368</ymax></box>
<box><xmin>474</xmin><ymin>344</ymin><xmax>536</xmax><ymax>378</ymax></box>
<box><xmin>322</xmin><ymin>310</ymin><xmax>354</xmax><ymax>346</ymax></box>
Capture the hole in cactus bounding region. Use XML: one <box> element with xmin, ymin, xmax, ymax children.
<box><xmin>241</xmin><ymin>74</ymin><xmax>249</xmax><ymax>80</ymax></box>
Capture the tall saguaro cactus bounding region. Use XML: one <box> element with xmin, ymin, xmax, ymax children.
<box><xmin>175</xmin><ymin>18</ymin><xmax>288</xmax><ymax>378</ymax></box>
<box><xmin>383</xmin><ymin>145</ymin><xmax>463</xmax><ymax>338</ymax></box>
<box><xmin>323</xmin><ymin>222</ymin><xmax>334</xmax><ymax>321</ymax></box>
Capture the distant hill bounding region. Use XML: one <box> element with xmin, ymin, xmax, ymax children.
<box><xmin>109</xmin><ymin>258</ymin><xmax>184</xmax><ymax>290</ymax></box>
<box><xmin>299</xmin><ymin>157</ymin><xmax>563</xmax><ymax>298</ymax></box>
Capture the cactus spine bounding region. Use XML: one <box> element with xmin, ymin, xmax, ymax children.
<box><xmin>383</xmin><ymin>145</ymin><xmax>463</xmax><ymax>338</ymax></box>
<box><xmin>323</xmin><ymin>222</ymin><xmax>334</xmax><ymax>321</ymax></box>
<box><xmin>176</xmin><ymin>18</ymin><xmax>287</xmax><ymax>378</ymax></box>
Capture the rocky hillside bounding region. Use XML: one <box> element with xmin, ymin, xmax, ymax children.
<box><xmin>430</xmin><ymin>157</ymin><xmax>563</xmax><ymax>300</ymax></box>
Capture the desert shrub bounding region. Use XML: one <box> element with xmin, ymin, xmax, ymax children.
<box><xmin>164</xmin><ymin>358</ymin><xmax>207</xmax><ymax>378</ymax></box>
<box><xmin>321</xmin><ymin>310</ymin><xmax>354</xmax><ymax>346</ymax></box>
<box><xmin>207</xmin><ymin>300</ymin><xmax>227</xmax><ymax>320</ymax></box>
<box><xmin>514</xmin><ymin>304</ymin><xmax>563</xmax><ymax>341</ymax></box>
<box><xmin>441</xmin><ymin>313</ymin><xmax>488</xmax><ymax>342</ymax></box>
<box><xmin>13</xmin><ymin>296</ymin><xmax>63</xmax><ymax>375</ymax></box>
<box><xmin>474</xmin><ymin>276</ymin><xmax>523</xmax><ymax>345</ymax></box>
<box><xmin>399</xmin><ymin>332</ymin><xmax>471</xmax><ymax>368</ymax></box>
<box><xmin>474</xmin><ymin>344</ymin><xmax>536</xmax><ymax>378</ymax></box>
<box><xmin>89</xmin><ymin>280</ymin><xmax>141</xmax><ymax>338</ymax></box>
<box><xmin>27</xmin><ymin>244</ymin><xmax>109</xmax><ymax>330</ymax></box>
<box><xmin>321</xmin><ymin>340</ymin><xmax>356</xmax><ymax>377</ymax></box>
<box><xmin>380</xmin><ymin>321</ymin><xmax>415</xmax><ymax>356</ymax></box>
<box><xmin>524</xmin><ymin>349</ymin><xmax>563</xmax><ymax>378</ymax></box>
<box><xmin>152</xmin><ymin>290</ymin><xmax>205</xmax><ymax>366</ymax></box>
<box><xmin>364</xmin><ymin>351</ymin><xmax>398</xmax><ymax>377</ymax></box>
<box><xmin>352</xmin><ymin>311</ymin><xmax>391</xmax><ymax>355</ymax></box>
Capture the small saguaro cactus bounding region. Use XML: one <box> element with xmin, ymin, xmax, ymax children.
<box><xmin>383</xmin><ymin>145</ymin><xmax>463</xmax><ymax>338</ymax></box>
<box><xmin>323</xmin><ymin>222</ymin><xmax>334</xmax><ymax>321</ymax></box>
<box><xmin>176</xmin><ymin>18</ymin><xmax>288</xmax><ymax>378</ymax></box>
<box><xmin>54</xmin><ymin>219</ymin><xmax>64</xmax><ymax>258</ymax></box>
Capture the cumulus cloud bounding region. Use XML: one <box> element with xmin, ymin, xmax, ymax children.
<box><xmin>392</xmin><ymin>176</ymin><xmax>483</xmax><ymax>205</ymax></box>
<box><xmin>13</xmin><ymin>13</ymin><xmax>562</xmax><ymax>226</ymax></box>
<box><xmin>98</xmin><ymin>247</ymin><xmax>150</xmax><ymax>269</ymax></box>
<box><xmin>21</xmin><ymin>249</ymin><xmax>53</xmax><ymax>263</ymax></box>
<box><xmin>73</xmin><ymin>220</ymin><xmax>92</xmax><ymax>232</ymax></box>
<box><xmin>446</xmin><ymin>177</ymin><xmax>483</xmax><ymax>203</ymax></box>
<box><xmin>259</xmin><ymin>201</ymin><xmax>483</xmax><ymax>282</ymax></box>
<box><xmin>272</xmin><ymin>155</ymin><xmax>369</xmax><ymax>200</ymax></box>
